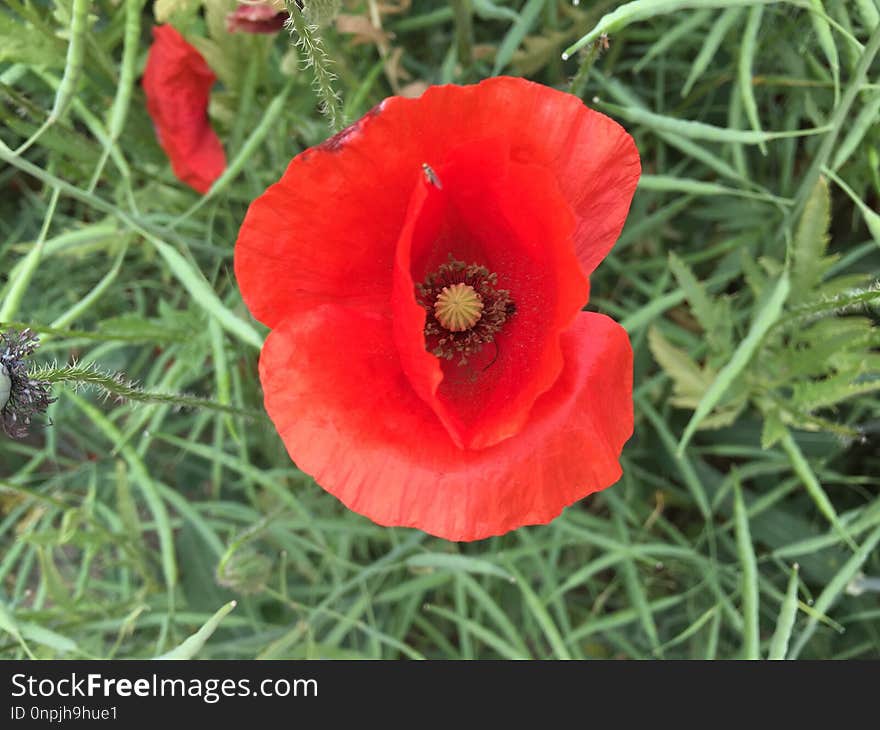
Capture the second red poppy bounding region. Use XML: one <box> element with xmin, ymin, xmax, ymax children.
<box><xmin>142</xmin><ymin>24</ymin><xmax>226</xmax><ymax>194</ymax></box>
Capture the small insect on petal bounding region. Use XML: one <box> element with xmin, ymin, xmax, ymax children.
<box><xmin>422</xmin><ymin>162</ymin><xmax>442</xmax><ymax>189</ymax></box>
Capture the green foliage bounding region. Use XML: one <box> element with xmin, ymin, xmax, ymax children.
<box><xmin>1</xmin><ymin>0</ymin><xmax>879</xmax><ymax>661</ymax></box>
<box><xmin>0</xmin><ymin>12</ymin><xmax>65</xmax><ymax>68</ymax></box>
<box><xmin>651</xmin><ymin>177</ymin><xmax>880</xmax><ymax>450</ymax></box>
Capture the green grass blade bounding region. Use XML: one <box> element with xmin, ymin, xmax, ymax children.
<box><xmin>154</xmin><ymin>601</ymin><xmax>237</xmax><ymax>660</ymax></box>
<box><xmin>563</xmin><ymin>0</ymin><xmax>780</xmax><ymax>59</ymax></box>
<box><xmin>733</xmin><ymin>480</ymin><xmax>760</xmax><ymax>660</ymax></box>
<box><xmin>492</xmin><ymin>0</ymin><xmax>546</xmax><ymax>74</ymax></box>
<box><xmin>768</xmin><ymin>564</ymin><xmax>800</xmax><ymax>659</ymax></box>
<box><xmin>738</xmin><ymin>5</ymin><xmax>766</xmax><ymax>155</ymax></box>
<box><xmin>597</xmin><ymin>101</ymin><xmax>831</xmax><ymax>145</ymax></box>
<box><xmin>681</xmin><ymin>7</ymin><xmax>742</xmax><ymax>96</ymax></box>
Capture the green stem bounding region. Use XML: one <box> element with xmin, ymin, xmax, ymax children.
<box><xmin>35</xmin><ymin>364</ymin><xmax>262</xmax><ymax>419</ymax></box>
<box><xmin>568</xmin><ymin>39</ymin><xmax>605</xmax><ymax>98</ymax></box>
<box><xmin>450</xmin><ymin>0</ymin><xmax>474</xmax><ymax>73</ymax></box>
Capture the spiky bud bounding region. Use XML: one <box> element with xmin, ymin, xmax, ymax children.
<box><xmin>1</xmin><ymin>328</ymin><xmax>55</xmax><ymax>439</ymax></box>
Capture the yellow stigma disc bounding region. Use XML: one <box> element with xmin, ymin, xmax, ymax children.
<box><xmin>434</xmin><ymin>283</ymin><xmax>484</xmax><ymax>332</ymax></box>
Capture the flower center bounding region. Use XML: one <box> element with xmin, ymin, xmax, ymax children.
<box><xmin>416</xmin><ymin>256</ymin><xmax>515</xmax><ymax>365</ymax></box>
<box><xmin>433</xmin><ymin>283</ymin><xmax>483</xmax><ymax>332</ymax></box>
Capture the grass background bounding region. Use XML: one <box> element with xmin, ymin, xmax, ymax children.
<box><xmin>1</xmin><ymin>0</ymin><xmax>879</xmax><ymax>659</ymax></box>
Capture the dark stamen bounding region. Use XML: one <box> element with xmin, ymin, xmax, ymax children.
<box><xmin>416</xmin><ymin>255</ymin><xmax>515</xmax><ymax>365</ymax></box>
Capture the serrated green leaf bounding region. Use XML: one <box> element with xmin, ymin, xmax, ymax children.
<box><xmin>648</xmin><ymin>326</ymin><xmax>745</xmax><ymax>428</ymax></box>
<box><xmin>678</xmin><ymin>272</ymin><xmax>790</xmax><ymax>454</ymax></box>
<box><xmin>761</xmin><ymin>408</ymin><xmax>787</xmax><ymax>449</ymax></box>
<box><xmin>648</xmin><ymin>326</ymin><xmax>709</xmax><ymax>400</ymax></box>
<box><xmin>0</xmin><ymin>15</ymin><xmax>65</xmax><ymax>67</ymax></box>
<box><xmin>779</xmin><ymin>318</ymin><xmax>876</xmax><ymax>380</ymax></box>
<box><xmin>36</xmin><ymin>546</ymin><xmax>72</xmax><ymax>607</ymax></box>
<box><xmin>667</xmin><ymin>252</ymin><xmax>732</xmax><ymax>356</ymax></box>
<box><xmin>791</xmin><ymin>177</ymin><xmax>832</xmax><ymax>298</ymax></box>
<box><xmin>792</xmin><ymin>373</ymin><xmax>880</xmax><ymax>412</ymax></box>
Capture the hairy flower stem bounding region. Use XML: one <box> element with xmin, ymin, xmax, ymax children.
<box><xmin>34</xmin><ymin>363</ymin><xmax>262</xmax><ymax>419</ymax></box>
<box><xmin>285</xmin><ymin>4</ymin><xmax>344</xmax><ymax>132</ymax></box>
<box><xmin>772</xmin><ymin>284</ymin><xmax>880</xmax><ymax>331</ymax></box>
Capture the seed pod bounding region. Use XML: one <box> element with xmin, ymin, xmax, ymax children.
<box><xmin>216</xmin><ymin>546</ymin><xmax>273</xmax><ymax>595</ymax></box>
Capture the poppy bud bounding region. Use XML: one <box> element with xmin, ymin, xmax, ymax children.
<box><xmin>1</xmin><ymin>328</ymin><xmax>55</xmax><ymax>439</ymax></box>
<box><xmin>216</xmin><ymin>546</ymin><xmax>273</xmax><ymax>595</ymax></box>
<box><xmin>226</xmin><ymin>3</ymin><xmax>288</xmax><ymax>34</ymax></box>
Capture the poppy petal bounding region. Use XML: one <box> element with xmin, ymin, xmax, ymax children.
<box><xmin>391</xmin><ymin>137</ymin><xmax>589</xmax><ymax>450</ymax></box>
<box><xmin>235</xmin><ymin>77</ymin><xmax>638</xmax><ymax>329</ymax></box>
<box><xmin>143</xmin><ymin>25</ymin><xmax>226</xmax><ymax>194</ymax></box>
<box><xmin>260</xmin><ymin>307</ymin><xmax>632</xmax><ymax>542</ymax></box>
<box><xmin>234</xmin><ymin>105</ymin><xmax>408</xmax><ymax>329</ymax></box>
<box><xmin>389</xmin><ymin>77</ymin><xmax>642</xmax><ymax>275</ymax></box>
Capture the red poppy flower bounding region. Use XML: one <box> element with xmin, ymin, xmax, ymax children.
<box><xmin>142</xmin><ymin>25</ymin><xmax>226</xmax><ymax>194</ymax></box>
<box><xmin>226</xmin><ymin>3</ymin><xmax>289</xmax><ymax>34</ymax></box>
<box><xmin>235</xmin><ymin>77</ymin><xmax>640</xmax><ymax>541</ymax></box>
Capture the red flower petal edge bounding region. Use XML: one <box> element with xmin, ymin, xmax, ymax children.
<box><xmin>226</xmin><ymin>4</ymin><xmax>289</xmax><ymax>34</ymax></box>
<box><xmin>235</xmin><ymin>77</ymin><xmax>641</xmax><ymax>541</ymax></box>
<box><xmin>142</xmin><ymin>25</ymin><xmax>226</xmax><ymax>194</ymax></box>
